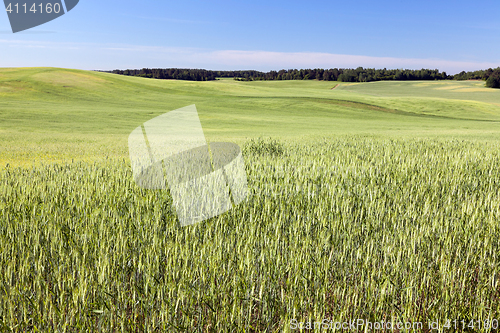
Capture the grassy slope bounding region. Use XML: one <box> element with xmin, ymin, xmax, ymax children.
<box><xmin>1</xmin><ymin>68</ymin><xmax>500</xmax><ymax>166</ymax></box>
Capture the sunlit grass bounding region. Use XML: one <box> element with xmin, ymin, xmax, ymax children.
<box><xmin>1</xmin><ymin>137</ymin><xmax>500</xmax><ymax>332</ymax></box>
<box><xmin>2</xmin><ymin>68</ymin><xmax>500</xmax><ymax>331</ymax></box>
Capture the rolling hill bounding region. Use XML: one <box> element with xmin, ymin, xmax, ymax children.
<box><xmin>1</xmin><ymin>67</ymin><xmax>500</xmax><ymax>166</ymax></box>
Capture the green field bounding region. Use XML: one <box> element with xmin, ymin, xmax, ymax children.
<box><xmin>1</xmin><ymin>68</ymin><xmax>500</xmax><ymax>331</ymax></box>
<box><xmin>1</xmin><ymin>68</ymin><xmax>500</xmax><ymax>166</ymax></box>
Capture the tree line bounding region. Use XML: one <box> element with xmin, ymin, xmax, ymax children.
<box><xmin>109</xmin><ymin>66</ymin><xmax>500</xmax><ymax>88</ymax></box>
<box><xmin>110</xmin><ymin>68</ymin><xmax>219</xmax><ymax>81</ymax></box>
<box><xmin>454</xmin><ymin>68</ymin><xmax>500</xmax><ymax>88</ymax></box>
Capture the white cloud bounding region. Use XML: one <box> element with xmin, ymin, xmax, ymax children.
<box><xmin>0</xmin><ymin>39</ymin><xmax>498</xmax><ymax>74</ymax></box>
<box><xmin>204</xmin><ymin>50</ymin><xmax>500</xmax><ymax>74</ymax></box>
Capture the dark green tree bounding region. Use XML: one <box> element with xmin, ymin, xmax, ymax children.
<box><xmin>486</xmin><ymin>76</ymin><xmax>500</xmax><ymax>88</ymax></box>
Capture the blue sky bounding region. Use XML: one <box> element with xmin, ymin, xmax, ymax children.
<box><xmin>1</xmin><ymin>0</ymin><xmax>499</xmax><ymax>74</ymax></box>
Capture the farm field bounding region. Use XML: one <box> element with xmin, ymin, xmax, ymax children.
<box><xmin>1</xmin><ymin>68</ymin><xmax>500</xmax><ymax>331</ymax></box>
<box><xmin>1</xmin><ymin>68</ymin><xmax>500</xmax><ymax>166</ymax></box>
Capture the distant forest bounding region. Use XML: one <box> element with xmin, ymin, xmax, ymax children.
<box><xmin>109</xmin><ymin>67</ymin><xmax>500</xmax><ymax>88</ymax></box>
<box><xmin>454</xmin><ymin>68</ymin><xmax>500</xmax><ymax>88</ymax></box>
